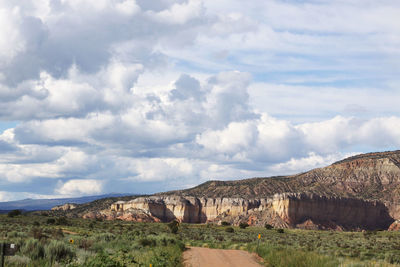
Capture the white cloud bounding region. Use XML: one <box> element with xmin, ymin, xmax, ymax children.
<box><xmin>0</xmin><ymin>191</ymin><xmax>62</xmax><ymax>202</ymax></box>
<box><xmin>0</xmin><ymin>7</ymin><xmax>25</xmax><ymax>63</ymax></box>
<box><xmin>268</xmin><ymin>152</ymin><xmax>355</xmax><ymax>174</ymax></box>
<box><xmin>148</xmin><ymin>0</ymin><xmax>204</xmax><ymax>24</ymax></box>
<box><xmin>0</xmin><ymin>0</ymin><xmax>399</xmax><ymax>201</ymax></box>
<box><xmin>55</xmin><ymin>179</ymin><xmax>103</xmax><ymax>196</ymax></box>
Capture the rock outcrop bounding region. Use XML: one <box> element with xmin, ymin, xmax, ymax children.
<box><xmin>110</xmin><ymin>193</ymin><xmax>394</xmax><ymax>230</ymax></box>
<box><xmin>102</xmin><ymin>150</ymin><xmax>400</xmax><ymax>230</ymax></box>
<box><xmin>161</xmin><ymin>150</ymin><xmax>400</xmax><ymax>223</ymax></box>
<box><xmin>388</xmin><ymin>220</ymin><xmax>400</xmax><ymax>231</ymax></box>
<box><xmin>52</xmin><ymin>203</ymin><xmax>77</xmax><ymax>211</ymax></box>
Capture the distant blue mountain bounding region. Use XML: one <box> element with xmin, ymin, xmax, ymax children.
<box><xmin>0</xmin><ymin>193</ymin><xmax>131</xmax><ymax>212</ymax></box>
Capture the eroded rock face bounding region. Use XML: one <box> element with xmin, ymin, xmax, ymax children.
<box><xmin>271</xmin><ymin>193</ymin><xmax>393</xmax><ymax>229</ymax></box>
<box><xmin>163</xmin><ymin>150</ymin><xmax>400</xmax><ymax>222</ymax></box>
<box><xmin>111</xmin><ymin>193</ymin><xmax>394</xmax><ymax>230</ymax></box>
<box><xmin>388</xmin><ymin>220</ymin><xmax>400</xmax><ymax>231</ymax></box>
<box><xmin>52</xmin><ymin>203</ymin><xmax>77</xmax><ymax>211</ymax></box>
<box><xmin>104</xmin><ymin>151</ymin><xmax>400</xmax><ymax>230</ymax></box>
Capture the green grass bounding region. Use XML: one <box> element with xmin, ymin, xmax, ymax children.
<box><xmin>1</xmin><ymin>214</ymin><xmax>400</xmax><ymax>266</ymax></box>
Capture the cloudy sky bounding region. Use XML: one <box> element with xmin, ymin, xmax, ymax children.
<box><xmin>0</xmin><ymin>0</ymin><xmax>400</xmax><ymax>201</ymax></box>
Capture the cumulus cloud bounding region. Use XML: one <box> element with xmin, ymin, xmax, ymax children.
<box><xmin>0</xmin><ymin>0</ymin><xmax>399</xmax><ymax>201</ymax></box>
<box><xmin>55</xmin><ymin>179</ymin><xmax>103</xmax><ymax>196</ymax></box>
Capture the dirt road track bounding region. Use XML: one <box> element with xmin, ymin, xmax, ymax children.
<box><xmin>183</xmin><ymin>247</ymin><xmax>263</xmax><ymax>267</ymax></box>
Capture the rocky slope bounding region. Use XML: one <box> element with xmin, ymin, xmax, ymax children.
<box><xmin>62</xmin><ymin>150</ymin><xmax>400</xmax><ymax>230</ymax></box>
<box><xmin>51</xmin><ymin>203</ymin><xmax>77</xmax><ymax>211</ymax></box>
<box><xmin>162</xmin><ymin>150</ymin><xmax>400</xmax><ymax>221</ymax></box>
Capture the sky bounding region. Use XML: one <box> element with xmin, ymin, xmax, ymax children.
<box><xmin>0</xmin><ymin>0</ymin><xmax>400</xmax><ymax>201</ymax></box>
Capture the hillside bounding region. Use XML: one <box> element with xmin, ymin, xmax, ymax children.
<box><xmin>59</xmin><ymin>150</ymin><xmax>400</xmax><ymax>230</ymax></box>
<box><xmin>161</xmin><ymin>150</ymin><xmax>400</xmax><ymax>204</ymax></box>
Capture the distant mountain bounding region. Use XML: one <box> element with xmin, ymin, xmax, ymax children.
<box><xmin>0</xmin><ymin>193</ymin><xmax>132</xmax><ymax>212</ymax></box>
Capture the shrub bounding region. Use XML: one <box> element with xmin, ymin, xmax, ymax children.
<box><xmin>21</xmin><ymin>238</ymin><xmax>45</xmax><ymax>260</ymax></box>
<box><xmin>265</xmin><ymin>223</ymin><xmax>273</xmax><ymax>229</ymax></box>
<box><xmin>225</xmin><ymin>227</ymin><xmax>234</xmax><ymax>233</ymax></box>
<box><xmin>31</xmin><ymin>227</ymin><xmax>45</xmax><ymax>240</ymax></box>
<box><xmin>47</xmin><ymin>218</ymin><xmax>56</xmax><ymax>224</ymax></box>
<box><xmin>8</xmin><ymin>209</ymin><xmax>22</xmax><ymax>217</ymax></box>
<box><xmin>252</xmin><ymin>244</ymin><xmax>339</xmax><ymax>267</ymax></box>
<box><xmin>78</xmin><ymin>251</ymin><xmax>123</xmax><ymax>267</ymax></box>
<box><xmin>95</xmin><ymin>233</ymin><xmax>116</xmax><ymax>242</ymax></box>
<box><xmin>45</xmin><ymin>240</ymin><xmax>75</xmax><ymax>262</ymax></box>
<box><xmin>168</xmin><ymin>220</ymin><xmax>179</xmax><ymax>234</ymax></box>
<box><xmin>239</xmin><ymin>222</ymin><xmax>249</xmax><ymax>229</ymax></box>
<box><xmin>33</xmin><ymin>221</ymin><xmax>40</xmax><ymax>226</ymax></box>
<box><xmin>221</xmin><ymin>221</ymin><xmax>231</xmax><ymax>226</ymax></box>
<box><xmin>6</xmin><ymin>255</ymin><xmax>30</xmax><ymax>266</ymax></box>
<box><xmin>51</xmin><ymin>228</ymin><xmax>64</xmax><ymax>239</ymax></box>
<box><xmin>7</xmin><ymin>231</ymin><xmax>27</xmax><ymax>238</ymax></box>
<box><xmin>138</xmin><ymin>238</ymin><xmax>156</xmax><ymax>247</ymax></box>
<box><xmin>276</xmin><ymin>228</ymin><xmax>284</xmax><ymax>234</ymax></box>
<box><xmin>56</xmin><ymin>217</ymin><xmax>69</xmax><ymax>225</ymax></box>
<box><xmin>385</xmin><ymin>252</ymin><xmax>400</xmax><ymax>264</ymax></box>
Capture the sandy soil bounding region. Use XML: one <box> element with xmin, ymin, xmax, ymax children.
<box><xmin>183</xmin><ymin>247</ymin><xmax>263</xmax><ymax>267</ymax></box>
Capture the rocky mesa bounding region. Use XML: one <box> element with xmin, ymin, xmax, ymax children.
<box><xmin>85</xmin><ymin>150</ymin><xmax>400</xmax><ymax>230</ymax></box>
<box><xmin>108</xmin><ymin>193</ymin><xmax>393</xmax><ymax>230</ymax></box>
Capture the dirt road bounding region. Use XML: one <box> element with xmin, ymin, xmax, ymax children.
<box><xmin>183</xmin><ymin>247</ymin><xmax>263</xmax><ymax>267</ymax></box>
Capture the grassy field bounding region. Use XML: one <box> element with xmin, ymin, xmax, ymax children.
<box><xmin>1</xmin><ymin>213</ymin><xmax>400</xmax><ymax>266</ymax></box>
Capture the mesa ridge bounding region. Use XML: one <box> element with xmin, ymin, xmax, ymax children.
<box><xmin>59</xmin><ymin>150</ymin><xmax>400</xmax><ymax>230</ymax></box>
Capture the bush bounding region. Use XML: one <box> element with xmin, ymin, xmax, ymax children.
<box><xmin>252</xmin><ymin>244</ymin><xmax>339</xmax><ymax>267</ymax></box>
<box><xmin>79</xmin><ymin>252</ymin><xmax>124</xmax><ymax>267</ymax></box>
<box><xmin>221</xmin><ymin>221</ymin><xmax>231</xmax><ymax>226</ymax></box>
<box><xmin>385</xmin><ymin>252</ymin><xmax>400</xmax><ymax>264</ymax></box>
<box><xmin>239</xmin><ymin>222</ymin><xmax>249</xmax><ymax>229</ymax></box>
<box><xmin>168</xmin><ymin>220</ymin><xmax>179</xmax><ymax>234</ymax></box>
<box><xmin>8</xmin><ymin>209</ymin><xmax>22</xmax><ymax>217</ymax></box>
<box><xmin>51</xmin><ymin>228</ymin><xmax>64</xmax><ymax>239</ymax></box>
<box><xmin>276</xmin><ymin>228</ymin><xmax>285</xmax><ymax>234</ymax></box>
<box><xmin>56</xmin><ymin>217</ymin><xmax>69</xmax><ymax>225</ymax></box>
<box><xmin>6</xmin><ymin>255</ymin><xmax>31</xmax><ymax>266</ymax></box>
<box><xmin>21</xmin><ymin>238</ymin><xmax>45</xmax><ymax>260</ymax></box>
<box><xmin>45</xmin><ymin>240</ymin><xmax>75</xmax><ymax>262</ymax></box>
<box><xmin>77</xmin><ymin>238</ymin><xmax>94</xmax><ymax>250</ymax></box>
<box><xmin>95</xmin><ymin>233</ymin><xmax>116</xmax><ymax>242</ymax></box>
<box><xmin>77</xmin><ymin>251</ymin><xmax>123</xmax><ymax>267</ymax></box>
<box><xmin>31</xmin><ymin>227</ymin><xmax>45</xmax><ymax>240</ymax></box>
<box><xmin>265</xmin><ymin>223</ymin><xmax>273</xmax><ymax>229</ymax></box>
<box><xmin>138</xmin><ymin>238</ymin><xmax>156</xmax><ymax>247</ymax></box>
<box><xmin>47</xmin><ymin>218</ymin><xmax>56</xmax><ymax>224</ymax></box>
<box><xmin>225</xmin><ymin>227</ymin><xmax>234</xmax><ymax>233</ymax></box>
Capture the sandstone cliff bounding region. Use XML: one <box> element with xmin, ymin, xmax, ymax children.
<box><xmin>110</xmin><ymin>193</ymin><xmax>393</xmax><ymax>230</ymax></box>
<box><xmin>388</xmin><ymin>220</ymin><xmax>400</xmax><ymax>231</ymax></box>
<box><xmin>51</xmin><ymin>203</ymin><xmax>77</xmax><ymax>211</ymax></box>
<box><xmin>102</xmin><ymin>150</ymin><xmax>400</xmax><ymax>230</ymax></box>
<box><xmin>161</xmin><ymin>150</ymin><xmax>400</xmax><ymax>221</ymax></box>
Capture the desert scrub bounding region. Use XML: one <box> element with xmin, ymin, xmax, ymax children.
<box><xmin>248</xmin><ymin>243</ymin><xmax>339</xmax><ymax>267</ymax></box>
<box><xmin>21</xmin><ymin>238</ymin><xmax>45</xmax><ymax>260</ymax></box>
<box><xmin>94</xmin><ymin>232</ymin><xmax>116</xmax><ymax>242</ymax></box>
<box><xmin>5</xmin><ymin>255</ymin><xmax>31</xmax><ymax>267</ymax></box>
<box><xmin>71</xmin><ymin>251</ymin><xmax>124</xmax><ymax>267</ymax></box>
<box><xmin>45</xmin><ymin>240</ymin><xmax>75</xmax><ymax>263</ymax></box>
